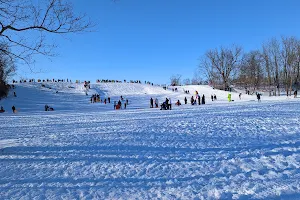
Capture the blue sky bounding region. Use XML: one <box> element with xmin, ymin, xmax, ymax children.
<box><xmin>17</xmin><ymin>0</ymin><xmax>300</xmax><ymax>84</ymax></box>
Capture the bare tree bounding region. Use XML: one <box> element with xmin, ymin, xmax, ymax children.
<box><xmin>262</xmin><ymin>43</ymin><xmax>274</xmax><ymax>96</ymax></box>
<box><xmin>170</xmin><ymin>74</ymin><xmax>181</xmax><ymax>86</ymax></box>
<box><xmin>201</xmin><ymin>45</ymin><xmax>242</xmax><ymax>90</ymax></box>
<box><xmin>239</xmin><ymin>51</ymin><xmax>263</xmax><ymax>92</ymax></box>
<box><xmin>191</xmin><ymin>70</ymin><xmax>203</xmax><ymax>85</ymax></box>
<box><xmin>294</xmin><ymin>42</ymin><xmax>300</xmax><ymax>90</ymax></box>
<box><xmin>268</xmin><ymin>38</ymin><xmax>282</xmax><ymax>95</ymax></box>
<box><xmin>182</xmin><ymin>78</ymin><xmax>191</xmax><ymax>85</ymax></box>
<box><xmin>281</xmin><ymin>36</ymin><xmax>298</xmax><ymax>96</ymax></box>
<box><xmin>0</xmin><ymin>0</ymin><xmax>93</xmax><ymax>64</ymax></box>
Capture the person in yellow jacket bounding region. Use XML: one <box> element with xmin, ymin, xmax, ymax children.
<box><xmin>228</xmin><ymin>93</ymin><xmax>232</xmax><ymax>102</ymax></box>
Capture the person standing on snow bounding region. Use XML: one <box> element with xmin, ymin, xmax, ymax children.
<box><xmin>155</xmin><ymin>98</ymin><xmax>158</xmax><ymax>108</ymax></box>
<box><xmin>202</xmin><ymin>94</ymin><xmax>205</xmax><ymax>104</ymax></box>
<box><xmin>257</xmin><ymin>93</ymin><xmax>261</xmax><ymax>102</ymax></box>
<box><xmin>12</xmin><ymin>105</ymin><xmax>16</xmax><ymax>113</ymax></box>
<box><xmin>184</xmin><ymin>97</ymin><xmax>187</xmax><ymax>104</ymax></box>
<box><xmin>150</xmin><ymin>98</ymin><xmax>154</xmax><ymax>108</ymax></box>
<box><xmin>190</xmin><ymin>96</ymin><xmax>194</xmax><ymax>105</ymax></box>
<box><xmin>228</xmin><ymin>93</ymin><xmax>232</xmax><ymax>102</ymax></box>
<box><xmin>165</xmin><ymin>98</ymin><xmax>169</xmax><ymax>109</ymax></box>
<box><xmin>169</xmin><ymin>98</ymin><xmax>172</xmax><ymax>110</ymax></box>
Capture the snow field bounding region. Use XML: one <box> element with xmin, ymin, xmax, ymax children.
<box><xmin>0</xmin><ymin>83</ymin><xmax>300</xmax><ymax>199</ymax></box>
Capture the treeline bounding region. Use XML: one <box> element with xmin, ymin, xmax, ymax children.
<box><xmin>199</xmin><ymin>36</ymin><xmax>300</xmax><ymax>96</ymax></box>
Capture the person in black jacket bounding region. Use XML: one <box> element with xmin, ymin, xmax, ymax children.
<box><xmin>202</xmin><ymin>95</ymin><xmax>205</xmax><ymax>104</ymax></box>
<box><xmin>165</xmin><ymin>98</ymin><xmax>169</xmax><ymax>109</ymax></box>
<box><xmin>12</xmin><ymin>105</ymin><xmax>16</xmax><ymax>113</ymax></box>
<box><xmin>150</xmin><ymin>98</ymin><xmax>154</xmax><ymax>108</ymax></box>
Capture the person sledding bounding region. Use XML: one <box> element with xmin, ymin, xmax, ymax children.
<box><xmin>115</xmin><ymin>100</ymin><xmax>122</xmax><ymax>109</ymax></box>
<box><xmin>0</xmin><ymin>106</ymin><xmax>5</xmax><ymax>113</ymax></box>
<box><xmin>160</xmin><ymin>102</ymin><xmax>167</xmax><ymax>110</ymax></box>
<box><xmin>45</xmin><ymin>104</ymin><xmax>54</xmax><ymax>111</ymax></box>
<box><xmin>175</xmin><ymin>100</ymin><xmax>181</xmax><ymax>106</ymax></box>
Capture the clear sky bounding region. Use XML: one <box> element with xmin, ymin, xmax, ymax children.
<box><xmin>16</xmin><ymin>0</ymin><xmax>300</xmax><ymax>84</ymax></box>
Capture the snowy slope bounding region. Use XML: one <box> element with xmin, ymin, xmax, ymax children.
<box><xmin>168</xmin><ymin>85</ymin><xmax>292</xmax><ymax>102</ymax></box>
<box><xmin>0</xmin><ymin>82</ymin><xmax>296</xmax><ymax>114</ymax></box>
<box><xmin>0</xmin><ymin>82</ymin><xmax>173</xmax><ymax>113</ymax></box>
<box><xmin>1</xmin><ymin>83</ymin><xmax>300</xmax><ymax>199</ymax></box>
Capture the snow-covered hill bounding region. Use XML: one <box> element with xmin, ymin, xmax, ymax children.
<box><xmin>0</xmin><ymin>82</ymin><xmax>295</xmax><ymax>113</ymax></box>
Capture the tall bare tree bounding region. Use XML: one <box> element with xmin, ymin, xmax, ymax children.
<box><xmin>170</xmin><ymin>74</ymin><xmax>182</xmax><ymax>86</ymax></box>
<box><xmin>239</xmin><ymin>51</ymin><xmax>263</xmax><ymax>92</ymax></box>
<box><xmin>268</xmin><ymin>38</ymin><xmax>281</xmax><ymax>95</ymax></box>
<box><xmin>182</xmin><ymin>78</ymin><xmax>191</xmax><ymax>85</ymax></box>
<box><xmin>201</xmin><ymin>45</ymin><xmax>242</xmax><ymax>90</ymax></box>
<box><xmin>262</xmin><ymin>44</ymin><xmax>274</xmax><ymax>96</ymax></box>
<box><xmin>0</xmin><ymin>0</ymin><xmax>92</xmax><ymax>64</ymax></box>
<box><xmin>281</xmin><ymin>36</ymin><xmax>298</xmax><ymax>96</ymax></box>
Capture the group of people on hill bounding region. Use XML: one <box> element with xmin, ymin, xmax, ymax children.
<box><xmin>150</xmin><ymin>90</ymin><xmax>218</xmax><ymax>111</ymax></box>
<box><xmin>45</xmin><ymin>104</ymin><xmax>54</xmax><ymax>111</ymax></box>
<box><xmin>0</xmin><ymin>105</ymin><xmax>17</xmax><ymax>113</ymax></box>
<box><xmin>183</xmin><ymin>89</ymin><xmax>190</xmax><ymax>94</ymax></box>
<box><xmin>160</xmin><ymin>98</ymin><xmax>172</xmax><ymax>110</ymax></box>
<box><xmin>114</xmin><ymin>96</ymin><xmax>129</xmax><ymax>110</ymax></box>
<box><xmin>96</xmin><ymin>79</ymin><xmax>142</xmax><ymax>84</ymax></box>
<box><xmin>190</xmin><ymin>94</ymin><xmax>206</xmax><ymax>105</ymax></box>
<box><xmin>13</xmin><ymin>78</ymin><xmax>72</xmax><ymax>83</ymax></box>
<box><xmin>211</xmin><ymin>94</ymin><xmax>217</xmax><ymax>101</ymax></box>
<box><xmin>96</xmin><ymin>79</ymin><xmax>124</xmax><ymax>83</ymax></box>
<box><xmin>95</xmin><ymin>79</ymin><xmax>155</xmax><ymax>85</ymax></box>
<box><xmin>90</xmin><ymin>94</ymin><xmax>111</xmax><ymax>104</ymax></box>
<box><xmin>84</xmin><ymin>81</ymin><xmax>91</xmax><ymax>90</ymax></box>
<box><xmin>150</xmin><ymin>97</ymin><xmax>159</xmax><ymax>108</ymax></box>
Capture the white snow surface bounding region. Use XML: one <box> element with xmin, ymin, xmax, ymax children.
<box><xmin>1</xmin><ymin>82</ymin><xmax>300</xmax><ymax>199</ymax></box>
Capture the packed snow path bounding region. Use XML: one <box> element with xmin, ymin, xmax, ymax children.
<box><xmin>1</xmin><ymin>101</ymin><xmax>300</xmax><ymax>199</ymax></box>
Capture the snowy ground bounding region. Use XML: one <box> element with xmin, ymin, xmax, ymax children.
<box><xmin>1</xmin><ymin>83</ymin><xmax>300</xmax><ymax>199</ymax></box>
